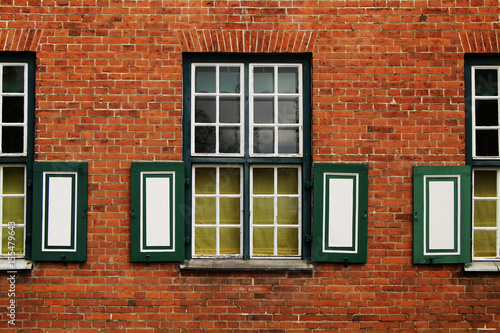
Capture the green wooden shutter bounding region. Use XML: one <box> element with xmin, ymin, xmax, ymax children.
<box><xmin>31</xmin><ymin>162</ymin><xmax>88</xmax><ymax>262</ymax></box>
<box><xmin>312</xmin><ymin>163</ymin><xmax>368</xmax><ymax>263</ymax></box>
<box><xmin>413</xmin><ymin>166</ymin><xmax>471</xmax><ymax>264</ymax></box>
<box><xmin>130</xmin><ymin>162</ymin><xmax>185</xmax><ymax>262</ymax></box>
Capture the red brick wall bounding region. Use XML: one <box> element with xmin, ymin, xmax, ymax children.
<box><xmin>2</xmin><ymin>0</ymin><xmax>500</xmax><ymax>332</ymax></box>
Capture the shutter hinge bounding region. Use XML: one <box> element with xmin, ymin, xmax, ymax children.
<box><xmin>185</xmin><ymin>236</ymin><xmax>190</xmax><ymax>244</ymax></box>
<box><xmin>185</xmin><ymin>178</ymin><xmax>190</xmax><ymax>186</ymax></box>
<box><xmin>305</xmin><ymin>234</ymin><xmax>313</xmax><ymax>242</ymax></box>
<box><xmin>414</xmin><ymin>212</ymin><xmax>418</xmax><ymax>221</ymax></box>
<box><xmin>82</xmin><ymin>209</ymin><xmax>87</xmax><ymax>218</ymax></box>
<box><xmin>131</xmin><ymin>209</ymin><xmax>136</xmax><ymax>218</ymax></box>
<box><xmin>28</xmin><ymin>179</ymin><xmax>33</xmax><ymax>187</ymax></box>
<box><xmin>61</xmin><ymin>255</ymin><xmax>67</xmax><ymax>266</ymax></box>
<box><xmin>306</xmin><ymin>181</ymin><xmax>313</xmax><ymax>189</ymax></box>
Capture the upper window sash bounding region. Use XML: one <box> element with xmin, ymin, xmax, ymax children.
<box><xmin>191</xmin><ymin>63</ymin><xmax>245</xmax><ymax>157</ymax></box>
<box><xmin>0</xmin><ymin>63</ymin><xmax>28</xmax><ymax>157</ymax></box>
<box><xmin>249</xmin><ymin>64</ymin><xmax>303</xmax><ymax>158</ymax></box>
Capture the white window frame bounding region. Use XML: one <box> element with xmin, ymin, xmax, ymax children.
<box><xmin>250</xmin><ymin>165</ymin><xmax>302</xmax><ymax>258</ymax></box>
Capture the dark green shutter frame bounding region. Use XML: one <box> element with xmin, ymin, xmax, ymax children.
<box><xmin>130</xmin><ymin>162</ymin><xmax>185</xmax><ymax>262</ymax></box>
<box><xmin>413</xmin><ymin>166</ymin><xmax>471</xmax><ymax>264</ymax></box>
<box><xmin>312</xmin><ymin>163</ymin><xmax>368</xmax><ymax>263</ymax></box>
<box><xmin>31</xmin><ymin>162</ymin><xmax>88</xmax><ymax>262</ymax></box>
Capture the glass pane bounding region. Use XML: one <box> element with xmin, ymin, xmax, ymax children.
<box><xmin>2</xmin><ymin>197</ymin><xmax>24</xmax><ymax>224</ymax></box>
<box><xmin>195</xmin><ymin>168</ymin><xmax>216</xmax><ymax>194</ymax></box>
<box><xmin>475</xmin><ymin>100</ymin><xmax>498</xmax><ymax>126</ymax></box>
<box><xmin>220</xmin><ymin>198</ymin><xmax>240</xmax><ymax>225</ymax></box>
<box><xmin>3</xmin><ymin>167</ymin><xmax>24</xmax><ymax>194</ymax></box>
<box><xmin>474</xmin><ymin>171</ymin><xmax>497</xmax><ymax>197</ymax></box>
<box><xmin>194</xmin><ymin>126</ymin><xmax>216</xmax><ymax>154</ymax></box>
<box><xmin>277</xmin><ymin>228</ymin><xmax>299</xmax><ymax>255</ymax></box>
<box><xmin>2</xmin><ymin>96</ymin><xmax>24</xmax><ymax>123</ymax></box>
<box><xmin>475</xmin><ymin>69</ymin><xmax>498</xmax><ymax>96</ymax></box>
<box><xmin>253</xmin><ymin>197</ymin><xmax>274</xmax><ymax>224</ymax></box>
<box><xmin>2</xmin><ymin>66</ymin><xmax>24</xmax><ymax>93</ymax></box>
<box><xmin>253</xmin><ymin>67</ymin><xmax>274</xmax><ymax>93</ymax></box>
<box><xmin>278</xmin><ymin>168</ymin><xmax>298</xmax><ymax>194</ymax></box>
<box><xmin>253</xmin><ymin>168</ymin><xmax>274</xmax><ymax>194</ymax></box>
<box><xmin>194</xmin><ymin>227</ymin><xmax>216</xmax><ymax>255</ymax></box>
<box><xmin>474</xmin><ymin>200</ymin><xmax>496</xmax><ymax>227</ymax></box>
<box><xmin>194</xmin><ymin>97</ymin><xmax>216</xmax><ymax>123</ymax></box>
<box><xmin>278</xmin><ymin>97</ymin><xmax>299</xmax><ymax>124</ymax></box>
<box><xmin>476</xmin><ymin>130</ymin><xmax>499</xmax><ymax>156</ymax></box>
<box><xmin>219</xmin><ymin>228</ymin><xmax>240</xmax><ymax>254</ymax></box>
<box><xmin>219</xmin><ymin>67</ymin><xmax>240</xmax><ymax>93</ymax></box>
<box><xmin>195</xmin><ymin>66</ymin><xmax>216</xmax><ymax>93</ymax></box>
<box><xmin>2</xmin><ymin>127</ymin><xmax>24</xmax><ymax>154</ymax></box>
<box><xmin>1</xmin><ymin>227</ymin><xmax>24</xmax><ymax>255</ymax></box>
<box><xmin>278</xmin><ymin>67</ymin><xmax>298</xmax><ymax>93</ymax></box>
<box><xmin>253</xmin><ymin>128</ymin><xmax>274</xmax><ymax>154</ymax></box>
<box><xmin>278</xmin><ymin>128</ymin><xmax>299</xmax><ymax>154</ymax></box>
<box><xmin>220</xmin><ymin>168</ymin><xmax>240</xmax><ymax>194</ymax></box>
<box><xmin>219</xmin><ymin>97</ymin><xmax>240</xmax><ymax>123</ymax></box>
<box><xmin>194</xmin><ymin>197</ymin><xmax>216</xmax><ymax>224</ymax></box>
<box><xmin>253</xmin><ymin>97</ymin><xmax>274</xmax><ymax>124</ymax></box>
<box><xmin>253</xmin><ymin>227</ymin><xmax>274</xmax><ymax>255</ymax></box>
<box><xmin>474</xmin><ymin>230</ymin><xmax>497</xmax><ymax>257</ymax></box>
<box><xmin>277</xmin><ymin>197</ymin><xmax>298</xmax><ymax>225</ymax></box>
<box><xmin>219</xmin><ymin>127</ymin><xmax>240</xmax><ymax>154</ymax></box>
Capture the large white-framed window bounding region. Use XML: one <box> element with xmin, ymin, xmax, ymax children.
<box><xmin>183</xmin><ymin>54</ymin><xmax>312</xmax><ymax>261</ymax></box>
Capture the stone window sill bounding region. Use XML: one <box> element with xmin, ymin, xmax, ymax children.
<box><xmin>464</xmin><ymin>261</ymin><xmax>500</xmax><ymax>272</ymax></box>
<box><xmin>0</xmin><ymin>259</ymin><xmax>33</xmax><ymax>271</ymax></box>
<box><xmin>179</xmin><ymin>259</ymin><xmax>314</xmax><ymax>272</ymax></box>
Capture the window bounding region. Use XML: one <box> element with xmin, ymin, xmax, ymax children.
<box><xmin>466</xmin><ymin>55</ymin><xmax>500</xmax><ymax>262</ymax></box>
<box><xmin>130</xmin><ymin>54</ymin><xmax>369</xmax><ymax>266</ymax></box>
<box><xmin>0</xmin><ymin>54</ymin><xmax>35</xmax><ymax>266</ymax></box>
<box><xmin>185</xmin><ymin>54</ymin><xmax>311</xmax><ymax>260</ymax></box>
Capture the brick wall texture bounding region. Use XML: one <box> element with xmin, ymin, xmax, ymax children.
<box><xmin>2</xmin><ymin>0</ymin><xmax>500</xmax><ymax>332</ymax></box>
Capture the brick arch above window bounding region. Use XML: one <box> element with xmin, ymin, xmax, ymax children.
<box><xmin>0</xmin><ymin>29</ymin><xmax>42</xmax><ymax>52</ymax></box>
<box><xmin>176</xmin><ymin>30</ymin><xmax>317</xmax><ymax>53</ymax></box>
<box><xmin>460</xmin><ymin>30</ymin><xmax>500</xmax><ymax>53</ymax></box>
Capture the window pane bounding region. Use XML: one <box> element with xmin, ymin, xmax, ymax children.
<box><xmin>219</xmin><ymin>228</ymin><xmax>240</xmax><ymax>254</ymax></box>
<box><xmin>219</xmin><ymin>97</ymin><xmax>240</xmax><ymax>123</ymax></box>
<box><xmin>195</xmin><ymin>66</ymin><xmax>216</xmax><ymax>93</ymax></box>
<box><xmin>1</xmin><ymin>227</ymin><xmax>23</xmax><ymax>255</ymax></box>
<box><xmin>474</xmin><ymin>200</ymin><xmax>496</xmax><ymax>227</ymax></box>
<box><xmin>253</xmin><ymin>197</ymin><xmax>274</xmax><ymax>224</ymax></box>
<box><xmin>253</xmin><ymin>97</ymin><xmax>274</xmax><ymax>123</ymax></box>
<box><xmin>278</xmin><ymin>67</ymin><xmax>298</xmax><ymax>93</ymax></box>
<box><xmin>195</xmin><ymin>168</ymin><xmax>216</xmax><ymax>194</ymax></box>
<box><xmin>2</xmin><ymin>66</ymin><xmax>24</xmax><ymax>93</ymax></box>
<box><xmin>194</xmin><ymin>228</ymin><xmax>216</xmax><ymax>255</ymax></box>
<box><xmin>194</xmin><ymin>126</ymin><xmax>216</xmax><ymax>154</ymax></box>
<box><xmin>3</xmin><ymin>167</ymin><xmax>24</xmax><ymax>194</ymax></box>
<box><xmin>277</xmin><ymin>168</ymin><xmax>298</xmax><ymax>194</ymax></box>
<box><xmin>277</xmin><ymin>228</ymin><xmax>298</xmax><ymax>255</ymax></box>
<box><xmin>253</xmin><ymin>128</ymin><xmax>274</xmax><ymax>153</ymax></box>
<box><xmin>253</xmin><ymin>168</ymin><xmax>274</xmax><ymax>194</ymax></box>
<box><xmin>219</xmin><ymin>67</ymin><xmax>240</xmax><ymax>93</ymax></box>
<box><xmin>475</xmin><ymin>100</ymin><xmax>498</xmax><ymax>126</ymax></box>
<box><xmin>253</xmin><ymin>67</ymin><xmax>274</xmax><ymax>93</ymax></box>
<box><xmin>278</xmin><ymin>128</ymin><xmax>299</xmax><ymax>154</ymax></box>
<box><xmin>220</xmin><ymin>197</ymin><xmax>240</xmax><ymax>225</ymax></box>
<box><xmin>2</xmin><ymin>197</ymin><xmax>24</xmax><ymax>224</ymax></box>
<box><xmin>476</xmin><ymin>130</ymin><xmax>499</xmax><ymax>156</ymax></box>
<box><xmin>253</xmin><ymin>228</ymin><xmax>274</xmax><ymax>255</ymax></box>
<box><xmin>474</xmin><ymin>170</ymin><xmax>497</xmax><ymax>197</ymax></box>
<box><xmin>278</xmin><ymin>97</ymin><xmax>299</xmax><ymax>124</ymax></box>
<box><xmin>475</xmin><ymin>69</ymin><xmax>498</xmax><ymax>96</ymax></box>
<box><xmin>195</xmin><ymin>197</ymin><xmax>216</xmax><ymax>224</ymax></box>
<box><xmin>2</xmin><ymin>96</ymin><xmax>24</xmax><ymax>123</ymax></box>
<box><xmin>474</xmin><ymin>230</ymin><xmax>497</xmax><ymax>257</ymax></box>
<box><xmin>2</xmin><ymin>126</ymin><xmax>24</xmax><ymax>154</ymax></box>
<box><xmin>277</xmin><ymin>197</ymin><xmax>298</xmax><ymax>225</ymax></box>
<box><xmin>219</xmin><ymin>127</ymin><xmax>240</xmax><ymax>154</ymax></box>
<box><xmin>195</xmin><ymin>96</ymin><xmax>216</xmax><ymax>123</ymax></box>
<box><xmin>219</xmin><ymin>167</ymin><xmax>240</xmax><ymax>194</ymax></box>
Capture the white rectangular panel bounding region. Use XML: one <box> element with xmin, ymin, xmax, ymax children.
<box><xmin>428</xmin><ymin>180</ymin><xmax>455</xmax><ymax>250</ymax></box>
<box><xmin>47</xmin><ymin>176</ymin><xmax>74</xmax><ymax>247</ymax></box>
<box><xmin>145</xmin><ymin>177</ymin><xmax>171</xmax><ymax>247</ymax></box>
<box><xmin>328</xmin><ymin>178</ymin><xmax>354</xmax><ymax>248</ymax></box>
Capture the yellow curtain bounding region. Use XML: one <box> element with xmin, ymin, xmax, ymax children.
<box><xmin>474</xmin><ymin>230</ymin><xmax>496</xmax><ymax>257</ymax></box>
